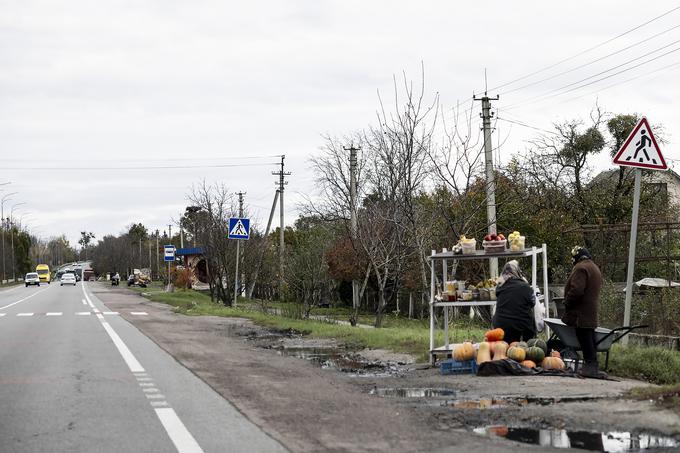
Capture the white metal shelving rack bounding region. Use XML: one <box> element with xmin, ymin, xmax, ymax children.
<box><xmin>428</xmin><ymin>244</ymin><xmax>549</xmax><ymax>364</ymax></box>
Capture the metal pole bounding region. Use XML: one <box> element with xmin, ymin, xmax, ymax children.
<box><xmin>155</xmin><ymin>230</ymin><xmax>160</xmax><ymax>280</ymax></box>
<box><xmin>10</xmin><ymin>222</ymin><xmax>15</xmax><ymax>281</ymax></box>
<box><xmin>234</xmin><ymin>192</ymin><xmax>244</xmax><ymax>305</ymax></box>
<box><xmin>247</xmin><ymin>190</ymin><xmax>279</xmax><ymax>298</ymax></box>
<box><xmin>623</xmin><ymin>168</ymin><xmax>642</xmax><ymax>344</ymax></box>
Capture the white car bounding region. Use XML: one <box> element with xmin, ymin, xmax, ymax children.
<box><xmin>60</xmin><ymin>273</ymin><xmax>77</xmax><ymax>286</ymax></box>
<box><xmin>25</xmin><ymin>272</ymin><xmax>41</xmax><ymax>287</ymax></box>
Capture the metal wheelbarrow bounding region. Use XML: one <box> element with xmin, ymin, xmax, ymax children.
<box><xmin>544</xmin><ymin>318</ymin><xmax>648</xmax><ymax>372</ymax></box>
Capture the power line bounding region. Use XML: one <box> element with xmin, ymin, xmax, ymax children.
<box><xmin>1</xmin><ymin>162</ymin><xmax>281</xmax><ymax>171</ymax></box>
<box><xmin>499</xmin><ymin>23</ymin><xmax>680</xmax><ymax>96</ymax></box>
<box><xmin>488</xmin><ymin>5</ymin><xmax>680</xmax><ymax>92</ymax></box>
<box><xmin>496</xmin><ymin>117</ymin><xmax>558</xmax><ymax>135</ymax></box>
<box><xmin>505</xmin><ymin>45</ymin><xmax>680</xmax><ymax>111</ymax></box>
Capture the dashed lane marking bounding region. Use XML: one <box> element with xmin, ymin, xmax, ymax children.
<box><xmin>46</xmin><ymin>312</ymin><xmax>62</xmax><ymax>316</ymax></box>
<box><xmin>17</xmin><ymin>313</ymin><xmax>33</xmax><ymax>317</ymax></box>
<box><xmin>130</xmin><ymin>311</ymin><xmax>148</xmax><ymax>316</ymax></box>
<box><xmin>76</xmin><ymin>312</ymin><xmax>91</xmax><ymax>316</ymax></box>
<box><xmin>103</xmin><ymin>311</ymin><xmax>119</xmax><ymax>315</ymax></box>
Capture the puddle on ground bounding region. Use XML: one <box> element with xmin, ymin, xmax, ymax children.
<box><xmin>276</xmin><ymin>347</ymin><xmax>402</xmax><ymax>377</ymax></box>
<box><xmin>369</xmin><ymin>388</ymin><xmax>456</xmax><ymax>398</ymax></box>
<box><xmin>474</xmin><ymin>426</ymin><xmax>679</xmax><ymax>452</ymax></box>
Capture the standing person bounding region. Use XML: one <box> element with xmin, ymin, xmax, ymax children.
<box><xmin>563</xmin><ymin>246</ymin><xmax>604</xmax><ymax>378</ymax></box>
<box><xmin>492</xmin><ymin>260</ymin><xmax>536</xmax><ymax>343</ymax></box>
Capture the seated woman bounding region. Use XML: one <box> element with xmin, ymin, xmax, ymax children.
<box><xmin>492</xmin><ymin>260</ymin><xmax>536</xmax><ymax>343</ymax></box>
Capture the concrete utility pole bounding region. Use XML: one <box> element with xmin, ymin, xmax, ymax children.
<box><xmin>248</xmin><ymin>190</ymin><xmax>279</xmax><ymax>299</ymax></box>
<box><xmin>474</xmin><ymin>89</ymin><xmax>500</xmax><ymax>278</ymax></box>
<box><xmin>272</xmin><ymin>155</ymin><xmax>290</xmax><ymax>298</ymax></box>
<box><xmin>234</xmin><ymin>191</ymin><xmax>245</xmax><ymax>305</ymax></box>
<box><xmin>155</xmin><ymin>229</ymin><xmax>160</xmax><ymax>280</ymax></box>
<box><xmin>345</xmin><ymin>144</ymin><xmax>360</xmax><ymax>320</ymax></box>
<box><xmin>167</xmin><ymin>224</ymin><xmax>173</xmax><ymax>291</ymax></box>
<box><xmin>180</xmin><ymin>215</ymin><xmax>184</xmax><ymax>249</ymax></box>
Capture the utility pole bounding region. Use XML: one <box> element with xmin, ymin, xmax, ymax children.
<box><xmin>234</xmin><ymin>191</ymin><xmax>245</xmax><ymax>305</ymax></box>
<box><xmin>345</xmin><ymin>144</ymin><xmax>360</xmax><ymax>324</ymax></box>
<box><xmin>155</xmin><ymin>229</ymin><xmax>160</xmax><ymax>280</ymax></box>
<box><xmin>474</xmin><ymin>85</ymin><xmax>500</xmax><ymax>278</ymax></box>
<box><xmin>272</xmin><ymin>155</ymin><xmax>290</xmax><ymax>299</ymax></box>
<box><xmin>248</xmin><ymin>190</ymin><xmax>279</xmax><ymax>298</ymax></box>
<box><xmin>167</xmin><ymin>224</ymin><xmax>173</xmax><ymax>291</ymax></box>
<box><xmin>180</xmin><ymin>215</ymin><xmax>184</xmax><ymax>249</ymax></box>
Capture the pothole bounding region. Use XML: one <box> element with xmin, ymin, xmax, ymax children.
<box><xmin>275</xmin><ymin>347</ymin><xmax>404</xmax><ymax>377</ymax></box>
<box><xmin>369</xmin><ymin>388</ymin><xmax>457</xmax><ymax>398</ymax></box>
<box><xmin>473</xmin><ymin>426</ymin><xmax>679</xmax><ymax>451</ymax></box>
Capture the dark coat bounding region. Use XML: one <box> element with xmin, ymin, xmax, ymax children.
<box><xmin>563</xmin><ymin>259</ymin><xmax>602</xmax><ymax>328</ymax></box>
<box><xmin>492</xmin><ymin>278</ymin><xmax>536</xmax><ymax>334</ymax></box>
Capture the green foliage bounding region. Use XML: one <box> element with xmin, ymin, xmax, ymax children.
<box><xmin>607</xmin><ymin>344</ymin><xmax>680</xmax><ymax>385</ymax></box>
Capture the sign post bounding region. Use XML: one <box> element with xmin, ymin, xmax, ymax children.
<box><xmin>164</xmin><ymin>244</ymin><xmax>175</xmax><ymax>293</ymax></box>
<box><xmin>228</xmin><ymin>217</ymin><xmax>250</xmax><ymax>304</ymax></box>
<box><xmin>612</xmin><ymin>117</ymin><xmax>667</xmax><ymax>342</ymax></box>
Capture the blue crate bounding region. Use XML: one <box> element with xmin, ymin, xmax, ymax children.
<box><xmin>440</xmin><ymin>359</ymin><xmax>478</xmax><ymax>375</ymax></box>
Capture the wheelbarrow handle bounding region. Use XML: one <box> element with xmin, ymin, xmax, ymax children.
<box><xmin>597</xmin><ymin>324</ymin><xmax>649</xmax><ymax>347</ymax></box>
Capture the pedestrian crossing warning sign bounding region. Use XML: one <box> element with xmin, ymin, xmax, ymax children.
<box><xmin>612</xmin><ymin>117</ymin><xmax>667</xmax><ymax>170</ymax></box>
<box><xmin>228</xmin><ymin>217</ymin><xmax>250</xmax><ymax>240</ymax></box>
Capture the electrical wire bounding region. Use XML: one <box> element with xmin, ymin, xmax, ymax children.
<box><xmin>2</xmin><ymin>162</ymin><xmax>281</xmax><ymax>171</ymax></box>
<box><xmin>496</xmin><ymin>117</ymin><xmax>558</xmax><ymax>135</ymax></box>
<box><xmin>487</xmin><ymin>5</ymin><xmax>680</xmax><ymax>93</ymax></box>
<box><xmin>499</xmin><ymin>23</ymin><xmax>680</xmax><ymax>96</ymax></box>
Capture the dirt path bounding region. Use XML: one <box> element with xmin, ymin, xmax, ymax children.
<box><xmin>91</xmin><ymin>284</ymin><xmax>680</xmax><ymax>452</ymax></box>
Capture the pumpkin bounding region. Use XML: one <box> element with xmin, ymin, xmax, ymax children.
<box><xmin>527</xmin><ymin>338</ymin><xmax>548</xmax><ymax>354</ymax></box>
<box><xmin>508</xmin><ymin>341</ymin><xmax>519</xmax><ymax>348</ymax></box>
<box><xmin>525</xmin><ymin>346</ymin><xmax>545</xmax><ymax>363</ymax></box>
<box><xmin>521</xmin><ymin>360</ymin><xmax>536</xmax><ymax>369</ymax></box>
<box><xmin>541</xmin><ymin>356</ymin><xmax>565</xmax><ymax>370</ymax></box>
<box><xmin>492</xmin><ymin>341</ymin><xmax>509</xmax><ymax>360</ymax></box>
<box><xmin>476</xmin><ymin>342</ymin><xmax>492</xmax><ymax>365</ymax></box>
<box><xmin>550</xmin><ymin>350</ymin><xmax>561</xmax><ymax>358</ymax></box>
<box><xmin>484</xmin><ymin>328</ymin><xmax>505</xmax><ymax>342</ymax></box>
<box><xmin>516</xmin><ymin>341</ymin><xmax>528</xmax><ymax>349</ymax></box>
<box><xmin>453</xmin><ymin>341</ymin><xmax>475</xmax><ymax>361</ymax></box>
<box><xmin>506</xmin><ymin>346</ymin><xmax>526</xmax><ymax>362</ymax></box>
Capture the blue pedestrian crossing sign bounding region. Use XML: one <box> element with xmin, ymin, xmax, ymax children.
<box><xmin>228</xmin><ymin>217</ymin><xmax>250</xmax><ymax>240</ymax></box>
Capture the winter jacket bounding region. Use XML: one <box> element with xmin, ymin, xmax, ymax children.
<box><xmin>492</xmin><ymin>278</ymin><xmax>536</xmax><ymax>334</ymax></box>
<box><xmin>562</xmin><ymin>259</ymin><xmax>602</xmax><ymax>328</ymax></box>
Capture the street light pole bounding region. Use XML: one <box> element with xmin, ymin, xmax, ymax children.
<box><xmin>1</xmin><ymin>192</ymin><xmax>18</xmax><ymax>283</ymax></box>
<box><xmin>9</xmin><ymin>203</ymin><xmax>26</xmax><ymax>282</ymax></box>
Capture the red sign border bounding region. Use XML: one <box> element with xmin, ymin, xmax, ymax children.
<box><xmin>612</xmin><ymin>117</ymin><xmax>667</xmax><ymax>170</ymax></box>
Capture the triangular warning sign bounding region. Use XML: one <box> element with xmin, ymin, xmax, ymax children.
<box><xmin>230</xmin><ymin>219</ymin><xmax>247</xmax><ymax>236</ymax></box>
<box><xmin>612</xmin><ymin>117</ymin><xmax>667</xmax><ymax>170</ymax></box>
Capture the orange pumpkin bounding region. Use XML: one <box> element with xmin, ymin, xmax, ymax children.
<box><xmin>453</xmin><ymin>341</ymin><xmax>475</xmax><ymax>361</ymax></box>
<box><xmin>550</xmin><ymin>350</ymin><xmax>561</xmax><ymax>358</ymax></box>
<box><xmin>492</xmin><ymin>341</ymin><xmax>509</xmax><ymax>360</ymax></box>
<box><xmin>484</xmin><ymin>328</ymin><xmax>505</xmax><ymax>342</ymax></box>
<box><xmin>476</xmin><ymin>342</ymin><xmax>492</xmax><ymax>365</ymax></box>
<box><xmin>521</xmin><ymin>360</ymin><xmax>536</xmax><ymax>369</ymax></box>
<box><xmin>542</xmin><ymin>356</ymin><xmax>565</xmax><ymax>370</ymax></box>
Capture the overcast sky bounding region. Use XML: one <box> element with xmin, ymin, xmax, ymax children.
<box><xmin>2</xmin><ymin>1</ymin><xmax>679</xmax><ymax>247</ymax></box>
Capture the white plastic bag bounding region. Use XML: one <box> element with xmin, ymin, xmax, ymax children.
<box><xmin>534</xmin><ymin>292</ymin><xmax>546</xmax><ymax>332</ymax></box>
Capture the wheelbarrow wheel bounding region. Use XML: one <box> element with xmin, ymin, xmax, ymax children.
<box><xmin>560</xmin><ymin>348</ymin><xmax>580</xmax><ymax>372</ymax></box>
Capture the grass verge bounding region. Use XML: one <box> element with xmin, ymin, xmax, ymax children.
<box><xmin>132</xmin><ymin>288</ymin><xmax>484</xmax><ymax>360</ymax></box>
<box><xmin>127</xmin><ymin>287</ymin><xmax>680</xmax><ymax>383</ymax></box>
<box><xmin>626</xmin><ymin>383</ymin><xmax>680</xmax><ymax>415</ymax></box>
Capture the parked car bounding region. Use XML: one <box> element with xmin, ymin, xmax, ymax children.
<box><xmin>60</xmin><ymin>273</ymin><xmax>77</xmax><ymax>286</ymax></box>
<box><xmin>25</xmin><ymin>272</ymin><xmax>41</xmax><ymax>287</ymax></box>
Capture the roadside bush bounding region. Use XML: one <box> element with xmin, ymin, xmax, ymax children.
<box><xmin>608</xmin><ymin>344</ymin><xmax>680</xmax><ymax>385</ymax></box>
<box><xmin>172</xmin><ymin>267</ymin><xmax>193</xmax><ymax>290</ymax></box>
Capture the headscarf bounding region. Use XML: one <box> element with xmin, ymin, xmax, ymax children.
<box><xmin>497</xmin><ymin>260</ymin><xmax>527</xmax><ymax>287</ymax></box>
<box><xmin>571</xmin><ymin>246</ymin><xmax>592</xmax><ymax>265</ymax></box>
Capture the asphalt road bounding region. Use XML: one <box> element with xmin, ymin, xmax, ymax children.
<box><xmin>0</xmin><ymin>282</ymin><xmax>286</xmax><ymax>453</ymax></box>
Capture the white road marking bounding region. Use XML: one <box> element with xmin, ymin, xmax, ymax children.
<box><xmin>155</xmin><ymin>408</ymin><xmax>204</xmax><ymax>453</ymax></box>
<box><xmin>139</xmin><ymin>382</ymin><xmax>155</xmax><ymax>387</ymax></box>
<box><xmin>96</xmin><ymin>314</ymin><xmax>104</xmax><ymax>320</ymax></box>
<box><xmin>151</xmin><ymin>401</ymin><xmax>169</xmax><ymax>407</ymax></box>
<box><xmin>146</xmin><ymin>393</ymin><xmax>166</xmax><ymax>399</ymax></box>
<box><xmin>82</xmin><ymin>283</ymin><xmax>204</xmax><ymax>453</ymax></box>
<box><xmin>17</xmin><ymin>313</ymin><xmax>34</xmax><ymax>317</ymax></box>
<box><xmin>76</xmin><ymin>312</ymin><xmax>91</xmax><ymax>316</ymax></box>
<box><xmin>0</xmin><ymin>313</ymin><xmax>5</xmax><ymax>317</ymax></box>
<box><xmin>82</xmin><ymin>299</ymin><xmax>87</xmax><ymax>305</ymax></box>
<box><xmin>143</xmin><ymin>387</ymin><xmax>160</xmax><ymax>393</ymax></box>
<box><xmin>130</xmin><ymin>311</ymin><xmax>148</xmax><ymax>316</ymax></box>
<box><xmin>99</xmin><ymin>321</ymin><xmax>145</xmax><ymax>373</ymax></box>
<box><xmin>0</xmin><ymin>287</ymin><xmax>50</xmax><ymax>310</ymax></box>
<box><xmin>46</xmin><ymin>312</ymin><xmax>62</xmax><ymax>316</ymax></box>
<box><xmin>103</xmin><ymin>311</ymin><xmax>119</xmax><ymax>315</ymax></box>
<box><xmin>136</xmin><ymin>377</ymin><xmax>153</xmax><ymax>381</ymax></box>
<box><xmin>93</xmin><ymin>308</ymin><xmax>100</xmax><ymax>313</ymax></box>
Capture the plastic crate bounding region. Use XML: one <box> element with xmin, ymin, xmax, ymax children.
<box><xmin>440</xmin><ymin>359</ymin><xmax>478</xmax><ymax>375</ymax></box>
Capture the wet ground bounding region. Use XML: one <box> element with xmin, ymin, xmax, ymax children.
<box><xmin>95</xmin><ymin>285</ymin><xmax>680</xmax><ymax>452</ymax></box>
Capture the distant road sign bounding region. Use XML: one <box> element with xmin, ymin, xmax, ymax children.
<box><xmin>612</xmin><ymin>117</ymin><xmax>667</xmax><ymax>170</ymax></box>
<box><xmin>164</xmin><ymin>245</ymin><xmax>176</xmax><ymax>262</ymax></box>
<box><xmin>228</xmin><ymin>218</ymin><xmax>250</xmax><ymax>240</ymax></box>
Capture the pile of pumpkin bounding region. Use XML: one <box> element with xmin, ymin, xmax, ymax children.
<box><xmin>453</xmin><ymin>328</ymin><xmax>566</xmax><ymax>370</ymax></box>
